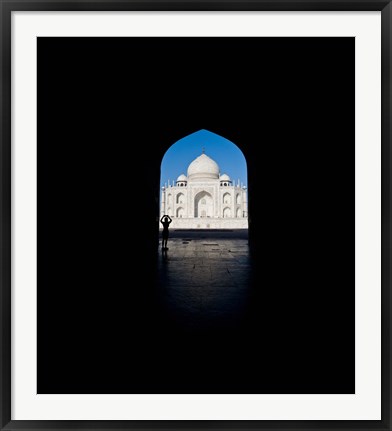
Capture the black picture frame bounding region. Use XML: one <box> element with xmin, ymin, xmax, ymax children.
<box><xmin>1</xmin><ymin>1</ymin><xmax>390</xmax><ymax>430</ymax></box>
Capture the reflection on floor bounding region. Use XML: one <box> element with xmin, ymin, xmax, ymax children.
<box><xmin>157</xmin><ymin>230</ymin><xmax>252</xmax><ymax>331</ymax></box>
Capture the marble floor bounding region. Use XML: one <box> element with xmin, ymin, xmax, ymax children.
<box><xmin>156</xmin><ymin>230</ymin><xmax>254</xmax><ymax>332</ymax></box>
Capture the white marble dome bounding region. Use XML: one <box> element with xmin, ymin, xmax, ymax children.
<box><xmin>176</xmin><ymin>174</ymin><xmax>188</xmax><ymax>182</ymax></box>
<box><xmin>219</xmin><ymin>173</ymin><xmax>231</xmax><ymax>182</ymax></box>
<box><xmin>187</xmin><ymin>153</ymin><xmax>220</xmax><ymax>181</ymax></box>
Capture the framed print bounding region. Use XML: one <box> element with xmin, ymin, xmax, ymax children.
<box><xmin>1</xmin><ymin>1</ymin><xmax>390</xmax><ymax>430</ymax></box>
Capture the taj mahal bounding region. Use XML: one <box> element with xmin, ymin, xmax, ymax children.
<box><xmin>160</xmin><ymin>152</ymin><xmax>248</xmax><ymax>229</ymax></box>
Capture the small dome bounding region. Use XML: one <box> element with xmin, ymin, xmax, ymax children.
<box><xmin>219</xmin><ymin>173</ymin><xmax>231</xmax><ymax>182</ymax></box>
<box><xmin>187</xmin><ymin>153</ymin><xmax>220</xmax><ymax>181</ymax></box>
<box><xmin>176</xmin><ymin>174</ymin><xmax>188</xmax><ymax>182</ymax></box>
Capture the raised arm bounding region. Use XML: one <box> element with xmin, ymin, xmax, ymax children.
<box><xmin>168</xmin><ymin>216</ymin><xmax>173</xmax><ymax>223</ymax></box>
<box><xmin>160</xmin><ymin>215</ymin><xmax>165</xmax><ymax>224</ymax></box>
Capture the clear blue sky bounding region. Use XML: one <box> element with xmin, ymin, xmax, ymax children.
<box><xmin>160</xmin><ymin>129</ymin><xmax>247</xmax><ymax>187</ymax></box>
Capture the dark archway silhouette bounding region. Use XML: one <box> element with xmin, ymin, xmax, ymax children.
<box><xmin>38</xmin><ymin>37</ymin><xmax>355</xmax><ymax>395</ymax></box>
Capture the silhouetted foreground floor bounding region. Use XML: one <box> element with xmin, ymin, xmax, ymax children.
<box><xmin>151</xmin><ymin>230</ymin><xmax>262</xmax><ymax>393</ymax></box>
<box><xmin>148</xmin><ymin>229</ymin><xmax>354</xmax><ymax>394</ymax></box>
<box><xmin>157</xmin><ymin>230</ymin><xmax>251</xmax><ymax>331</ymax></box>
<box><xmin>38</xmin><ymin>229</ymin><xmax>354</xmax><ymax>394</ymax></box>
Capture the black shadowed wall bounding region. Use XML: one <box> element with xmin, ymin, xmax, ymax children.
<box><xmin>37</xmin><ymin>37</ymin><xmax>354</xmax><ymax>394</ymax></box>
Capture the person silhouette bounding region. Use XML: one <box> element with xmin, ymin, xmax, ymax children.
<box><xmin>160</xmin><ymin>214</ymin><xmax>172</xmax><ymax>250</ymax></box>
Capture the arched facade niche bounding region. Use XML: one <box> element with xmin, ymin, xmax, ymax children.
<box><xmin>195</xmin><ymin>191</ymin><xmax>213</xmax><ymax>218</ymax></box>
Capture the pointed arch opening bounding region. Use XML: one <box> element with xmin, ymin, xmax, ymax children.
<box><xmin>223</xmin><ymin>192</ymin><xmax>231</xmax><ymax>205</ymax></box>
<box><xmin>194</xmin><ymin>191</ymin><xmax>213</xmax><ymax>218</ymax></box>
<box><xmin>223</xmin><ymin>207</ymin><xmax>231</xmax><ymax>218</ymax></box>
<box><xmin>176</xmin><ymin>193</ymin><xmax>185</xmax><ymax>204</ymax></box>
<box><xmin>160</xmin><ymin>129</ymin><xmax>248</xmax><ymax>230</ymax></box>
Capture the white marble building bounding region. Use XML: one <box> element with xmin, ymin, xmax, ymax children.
<box><xmin>160</xmin><ymin>152</ymin><xmax>248</xmax><ymax>229</ymax></box>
